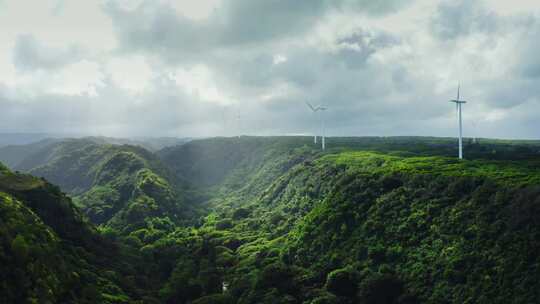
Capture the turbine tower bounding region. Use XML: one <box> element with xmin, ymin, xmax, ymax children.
<box><xmin>320</xmin><ymin>106</ymin><xmax>327</xmax><ymax>150</ymax></box>
<box><xmin>236</xmin><ymin>112</ymin><xmax>242</xmax><ymax>138</ymax></box>
<box><xmin>449</xmin><ymin>84</ymin><xmax>467</xmax><ymax>159</ymax></box>
<box><xmin>305</xmin><ymin>102</ymin><xmax>318</xmax><ymax>144</ymax></box>
<box><xmin>471</xmin><ymin>120</ymin><xmax>478</xmax><ymax>144</ymax></box>
<box><xmin>305</xmin><ymin>102</ymin><xmax>328</xmax><ymax>150</ymax></box>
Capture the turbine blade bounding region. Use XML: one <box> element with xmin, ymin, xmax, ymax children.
<box><xmin>317</xmin><ymin>105</ymin><xmax>328</xmax><ymax>111</ymax></box>
<box><xmin>305</xmin><ymin>101</ymin><xmax>316</xmax><ymax>112</ymax></box>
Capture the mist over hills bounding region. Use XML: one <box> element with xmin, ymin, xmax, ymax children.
<box><xmin>0</xmin><ymin>134</ymin><xmax>191</xmax><ymax>169</ymax></box>
<box><xmin>0</xmin><ymin>133</ymin><xmax>53</xmax><ymax>147</ymax></box>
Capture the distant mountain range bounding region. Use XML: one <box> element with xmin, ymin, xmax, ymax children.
<box><xmin>0</xmin><ymin>133</ymin><xmax>52</xmax><ymax>146</ymax></box>
<box><xmin>0</xmin><ymin>133</ymin><xmax>191</xmax><ymax>150</ymax></box>
<box><xmin>0</xmin><ymin>134</ymin><xmax>192</xmax><ymax>169</ymax></box>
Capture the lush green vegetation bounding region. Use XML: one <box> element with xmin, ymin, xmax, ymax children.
<box><xmin>0</xmin><ymin>138</ymin><xmax>59</xmax><ymax>168</ymax></box>
<box><xmin>149</xmin><ymin>137</ymin><xmax>540</xmax><ymax>303</ymax></box>
<box><xmin>1</xmin><ymin>136</ymin><xmax>540</xmax><ymax>303</ymax></box>
<box><xmin>3</xmin><ymin>139</ymin><xmax>185</xmax><ymax>234</ymax></box>
<box><xmin>0</xmin><ymin>165</ymin><xmax>149</xmax><ymax>303</ymax></box>
<box><xmin>325</xmin><ymin>151</ymin><xmax>540</xmax><ymax>186</ymax></box>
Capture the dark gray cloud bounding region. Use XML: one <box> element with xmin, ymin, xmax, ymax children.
<box><xmin>0</xmin><ymin>75</ymin><xmax>227</xmax><ymax>136</ymax></box>
<box><xmin>425</xmin><ymin>0</ymin><xmax>540</xmax><ymax>122</ymax></box>
<box><xmin>103</xmin><ymin>0</ymin><xmax>410</xmax><ymax>63</ymax></box>
<box><xmin>12</xmin><ymin>34</ymin><xmax>85</xmax><ymax>72</ymax></box>
<box><xmin>336</xmin><ymin>30</ymin><xmax>400</xmax><ymax>69</ymax></box>
<box><xmin>516</xmin><ymin>20</ymin><xmax>540</xmax><ymax>79</ymax></box>
<box><xmin>431</xmin><ymin>0</ymin><xmax>501</xmax><ymax>40</ymax></box>
<box><xmin>2</xmin><ymin>0</ymin><xmax>540</xmax><ymax>139</ymax></box>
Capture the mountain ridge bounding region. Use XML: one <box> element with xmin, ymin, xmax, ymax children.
<box><xmin>1</xmin><ymin>136</ymin><xmax>540</xmax><ymax>303</ymax></box>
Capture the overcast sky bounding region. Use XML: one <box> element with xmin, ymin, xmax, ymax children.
<box><xmin>1</xmin><ymin>0</ymin><xmax>539</xmax><ymax>139</ymax></box>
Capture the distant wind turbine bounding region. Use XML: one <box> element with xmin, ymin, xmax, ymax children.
<box><xmin>236</xmin><ymin>112</ymin><xmax>242</xmax><ymax>138</ymax></box>
<box><xmin>305</xmin><ymin>102</ymin><xmax>328</xmax><ymax>150</ymax></box>
<box><xmin>305</xmin><ymin>102</ymin><xmax>318</xmax><ymax>144</ymax></box>
<box><xmin>221</xmin><ymin>106</ymin><xmax>228</xmax><ymax>136</ymax></box>
<box><xmin>449</xmin><ymin>84</ymin><xmax>467</xmax><ymax>159</ymax></box>
<box><xmin>471</xmin><ymin>120</ymin><xmax>478</xmax><ymax>144</ymax></box>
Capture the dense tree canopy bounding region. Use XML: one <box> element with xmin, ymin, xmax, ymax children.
<box><xmin>1</xmin><ymin>136</ymin><xmax>540</xmax><ymax>303</ymax></box>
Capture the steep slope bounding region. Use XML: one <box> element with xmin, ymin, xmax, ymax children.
<box><xmin>209</xmin><ymin>152</ymin><xmax>540</xmax><ymax>303</ymax></box>
<box><xmin>0</xmin><ymin>162</ymin><xmax>144</xmax><ymax>303</ymax></box>
<box><xmin>11</xmin><ymin>139</ymin><xmax>182</xmax><ymax>233</ymax></box>
<box><xmin>76</xmin><ymin>136</ymin><xmax>190</xmax><ymax>152</ymax></box>
<box><xmin>153</xmin><ymin>138</ymin><xmax>540</xmax><ymax>303</ymax></box>
<box><xmin>15</xmin><ymin>139</ymin><xmax>161</xmax><ymax>192</ymax></box>
<box><xmin>159</xmin><ymin>136</ymin><xmax>540</xmax><ymax>192</ymax></box>
<box><xmin>0</xmin><ymin>133</ymin><xmax>51</xmax><ymax>147</ymax></box>
<box><xmin>76</xmin><ymin>150</ymin><xmax>178</xmax><ymax>233</ymax></box>
<box><xmin>282</xmin><ymin>152</ymin><xmax>540</xmax><ymax>303</ymax></box>
<box><xmin>0</xmin><ymin>136</ymin><xmax>188</xmax><ymax>169</ymax></box>
<box><xmin>158</xmin><ymin>137</ymin><xmax>312</xmax><ymax>188</ymax></box>
<box><xmin>0</xmin><ymin>138</ymin><xmax>59</xmax><ymax>168</ymax></box>
<box><xmin>4</xmin><ymin>136</ymin><xmax>540</xmax><ymax>303</ymax></box>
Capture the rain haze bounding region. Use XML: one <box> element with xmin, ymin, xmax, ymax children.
<box><xmin>1</xmin><ymin>0</ymin><xmax>540</xmax><ymax>139</ymax></box>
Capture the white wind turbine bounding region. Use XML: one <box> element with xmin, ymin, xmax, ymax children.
<box><xmin>221</xmin><ymin>106</ymin><xmax>229</xmax><ymax>136</ymax></box>
<box><xmin>449</xmin><ymin>84</ymin><xmax>467</xmax><ymax>159</ymax></box>
<box><xmin>470</xmin><ymin>120</ymin><xmax>478</xmax><ymax>144</ymax></box>
<box><xmin>305</xmin><ymin>102</ymin><xmax>328</xmax><ymax>150</ymax></box>
<box><xmin>236</xmin><ymin>111</ymin><xmax>242</xmax><ymax>138</ymax></box>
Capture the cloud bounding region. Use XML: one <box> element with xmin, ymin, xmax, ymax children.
<box><xmin>12</xmin><ymin>34</ymin><xmax>85</xmax><ymax>72</ymax></box>
<box><xmin>515</xmin><ymin>20</ymin><xmax>540</xmax><ymax>79</ymax></box>
<box><xmin>0</xmin><ymin>74</ymin><xmax>228</xmax><ymax>137</ymax></box>
<box><xmin>431</xmin><ymin>0</ymin><xmax>499</xmax><ymax>40</ymax></box>
<box><xmin>1</xmin><ymin>0</ymin><xmax>540</xmax><ymax>139</ymax></box>
<box><xmin>102</xmin><ymin>0</ymin><xmax>411</xmax><ymax>63</ymax></box>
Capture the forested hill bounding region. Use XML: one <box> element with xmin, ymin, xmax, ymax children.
<box><xmin>3</xmin><ymin>139</ymin><xmax>183</xmax><ymax>234</ymax></box>
<box><xmin>1</xmin><ymin>136</ymin><xmax>540</xmax><ymax>303</ymax></box>
<box><xmin>0</xmin><ymin>162</ymin><xmax>150</xmax><ymax>303</ymax></box>
<box><xmin>154</xmin><ymin>137</ymin><xmax>540</xmax><ymax>303</ymax></box>
<box><xmin>0</xmin><ymin>138</ymin><xmax>59</xmax><ymax>168</ymax></box>
<box><xmin>14</xmin><ymin>139</ymin><xmax>167</xmax><ymax>190</ymax></box>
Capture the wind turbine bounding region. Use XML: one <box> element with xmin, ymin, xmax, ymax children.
<box><xmin>305</xmin><ymin>102</ymin><xmax>328</xmax><ymax>150</ymax></box>
<box><xmin>221</xmin><ymin>106</ymin><xmax>229</xmax><ymax>136</ymax></box>
<box><xmin>449</xmin><ymin>84</ymin><xmax>467</xmax><ymax>159</ymax></box>
<box><xmin>471</xmin><ymin>120</ymin><xmax>478</xmax><ymax>144</ymax></box>
<box><xmin>236</xmin><ymin>112</ymin><xmax>242</xmax><ymax>138</ymax></box>
<box><xmin>306</xmin><ymin>102</ymin><xmax>318</xmax><ymax>144</ymax></box>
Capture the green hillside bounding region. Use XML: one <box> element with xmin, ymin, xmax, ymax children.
<box><xmin>0</xmin><ymin>136</ymin><xmax>189</xmax><ymax>170</ymax></box>
<box><xmin>0</xmin><ymin>163</ymin><xmax>150</xmax><ymax>303</ymax></box>
<box><xmin>14</xmin><ymin>139</ymin><xmax>165</xmax><ymax>193</ymax></box>
<box><xmin>72</xmin><ymin>149</ymin><xmax>179</xmax><ymax>233</ymax></box>
<box><xmin>153</xmin><ymin>137</ymin><xmax>540</xmax><ymax>303</ymax></box>
<box><xmin>1</xmin><ymin>136</ymin><xmax>540</xmax><ymax>303</ymax></box>
<box><xmin>0</xmin><ymin>139</ymin><xmax>59</xmax><ymax>168</ymax></box>
<box><xmin>6</xmin><ymin>139</ymin><xmax>184</xmax><ymax>234</ymax></box>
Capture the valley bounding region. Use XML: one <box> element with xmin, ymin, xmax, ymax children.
<box><xmin>1</xmin><ymin>136</ymin><xmax>540</xmax><ymax>303</ymax></box>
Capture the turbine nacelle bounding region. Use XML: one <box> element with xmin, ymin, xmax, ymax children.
<box><xmin>449</xmin><ymin>84</ymin><xmax>467</xmax><ymax>160</ymax></box>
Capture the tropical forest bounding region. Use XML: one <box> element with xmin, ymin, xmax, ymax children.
<box><xmin>1</xmin><ymin>136</ymin><xmax>539</xmax><ymax>303</ymax></box>
<box><xmin>2</xmin><ymin>0</ymin><xmax>540</xmax><ymax>303</ymax></box>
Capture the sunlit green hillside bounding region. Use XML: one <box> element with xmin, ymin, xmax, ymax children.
<box><xmin>0</xmin><ymin>164</ymin><xmax>142</xmax><ymax>303</ymax></box>
<box><xmin>1</xmin><ymin>136</ymin><xmax>540</xmax><ymax>303</ymax></box>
